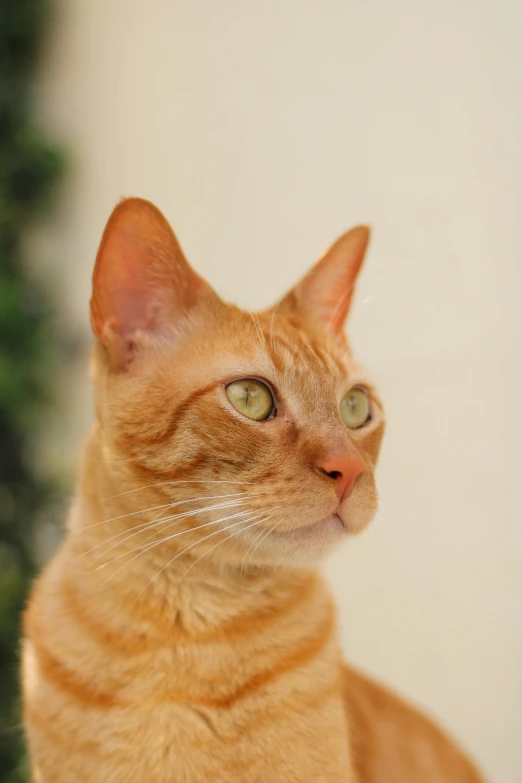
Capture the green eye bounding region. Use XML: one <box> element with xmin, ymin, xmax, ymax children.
<box><xmin>340</xmin><ymin>387</ymin><xmax>371</xmax><ymax>429</ymax></box>
<box><xmin>225</xmin><ymin>379</ymin><xmax>275</xmax><ymax>421</ymax></box>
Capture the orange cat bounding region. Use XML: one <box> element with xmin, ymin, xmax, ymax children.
<box><xmin>22</xmin><ymin>199</ymin><xmax>485</xmax><ymax>782</ymax></box>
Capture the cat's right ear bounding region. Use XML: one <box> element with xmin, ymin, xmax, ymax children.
<box><xmin>90</xmin><ymin>198</ymin><xmax>218</xmax><ymax>369</ymax></box>
<box><xmin>275</xmin><ymin>225</ymin><xmax>370</xmax><ymax>337</ymax></box>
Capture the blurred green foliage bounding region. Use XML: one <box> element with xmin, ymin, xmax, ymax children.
<box><xmin>0</xmin><ymin>1</ymin><xmax>66</xmax><ymax>780</ymax></box>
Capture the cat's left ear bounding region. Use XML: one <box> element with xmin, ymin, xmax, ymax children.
<box><xmin>90</xmin><ymin>198</ymin><xmax>220</xmax><ymax>369</ymax></box>
<box><xmin>277</xmin><ymin>225</ymin><xmax>370</xmax><ymax>335</ymax></box>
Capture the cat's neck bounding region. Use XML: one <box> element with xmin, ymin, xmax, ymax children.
<box><xmin>64</xmin><ymin>427</ymin><xmax>323</xmax><ymax>637</ymax></box>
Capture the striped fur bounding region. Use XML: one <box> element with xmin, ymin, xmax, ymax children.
<box><xmin>22</xmin><ymin>199</ymin><xmax>484</xmax><ymax>782</ymax></box>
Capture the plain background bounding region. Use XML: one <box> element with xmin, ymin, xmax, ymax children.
<box><xmin>34</xmin><ymin>2</ymin><xmax>521</xmax><ymax>781</ymax></box>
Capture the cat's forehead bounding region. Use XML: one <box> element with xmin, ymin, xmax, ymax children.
<box><xmin>217</xmin><ymin>309</ymin><xmax>359</xmax><ymax>399</ymax></box>
<box><xmin>268</xmin><ymin>314</ymin><xmax>348</xmax><ymax>380</ymax></box>
<box><xmin>155</xmin><ymin>306</ymin><xmax>367</xmax><ymax>414</ymax></box>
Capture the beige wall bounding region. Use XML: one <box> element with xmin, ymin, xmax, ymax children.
<box><xmin>36</xmin><ymin>1</ymin><xmax>521</xmax><ymax>780</ymax></box>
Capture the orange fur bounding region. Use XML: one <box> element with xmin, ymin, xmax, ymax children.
<box><xmin>22</xmin><ymin>199</ymin><xmax>485</xmax><ymax>782</ymax></box>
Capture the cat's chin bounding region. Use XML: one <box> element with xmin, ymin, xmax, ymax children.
<box><xmin>253</xmin><ymin>513</ymin><xmax>346</xmax><ymax>566</ymax></box>
<box><xmin>276</xmin><ymin>514</ymin><xmax>344</xmax><ymax>540</ymax></box>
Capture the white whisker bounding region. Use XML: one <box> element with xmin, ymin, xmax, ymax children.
<box><xmin>89</xmin><ymin>499</ymin><xmax>247</xmax><ymax>561</ymax></box>
<box><xmin>240</xmin><ymin>517</ymin><xmax>276</xmax><ymax>577</ymax></box>
<box><xmin>181</xmin><ymin>514</ymin><xmax>274</xmax><ymax>582</ymax></box>
<box><xmin>105</xmin><ymin>478</ymin><xmax>254</xmax><ymax>500</ymax></box>
<box><xmin>249</xmin><ymin>312</ymin><xmax>267</xmax><ymax>352</ymax></box>
<box><xmin>268</xmin><ymin>300</ymin><xmax>281</xmax><ymax>354</ymax></box>
<box><xmin>96</xmin><ymin>508</ymin><xmax>253</xmax><ymax>577</ymax></box>
<box><xmin>78</xmin><ymin>492</ymin><xmax>247</xmax><ymax>534</ymax></box>
<box><xmin>135</xmin><ymin>512</ymin><xmax>265</xmax><ymax>594</ymax></box>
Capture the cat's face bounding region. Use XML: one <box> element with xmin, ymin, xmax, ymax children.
<box><xmin>90</xmin><ymin>199</ymin><xmax>384</xmax><ymax>568</ymax></box>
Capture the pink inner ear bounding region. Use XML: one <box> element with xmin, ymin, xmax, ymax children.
<box><xmin>96</xmin><ymin>239</ymin><xmax>152</xmax><ymax>338</ymax></box>
<box><xmin>90</xmin><ymin>198</ymin><xmax>212</xmax><ymax>354</ymax></box>
<box><xmin>277</xmin><ymin>225</ymin><xmax>370</xmax><ymax>335</ymax></box>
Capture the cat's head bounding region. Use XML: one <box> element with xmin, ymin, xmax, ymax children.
<box><xmin>90</xmin><ymin>198</ymin><xmax>384</xmax><ymax>568</ymax></box>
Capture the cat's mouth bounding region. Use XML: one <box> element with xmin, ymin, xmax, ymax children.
<box><xmin>272</xmin><ymin>513</ymin><xmax>344</xmax><ymax>540</ymax></box>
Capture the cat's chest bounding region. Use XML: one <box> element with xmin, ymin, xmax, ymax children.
<box><xmin>89</xmin><ymin>680</ymin><xmax>353</xmax><ymax>783</ymax></box>
<box><xmin>26</xmin><ymin>560</ymin><xmax>355</xmax><ymax>781</ymax></box>
<box><xmin>98</xmin><ymin>614</ymin><xmax>351</xmax><ymax>779</ymax></box>
<box><xmin>99</xmin><ymin>601</ymin><xmax>354</xmax><ymax>780</ymax></box>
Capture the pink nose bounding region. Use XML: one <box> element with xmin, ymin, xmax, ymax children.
<box><xmin>317</xmin><ymin>451</ymin><xmax>366</xmax><ymax>502</ymax></box>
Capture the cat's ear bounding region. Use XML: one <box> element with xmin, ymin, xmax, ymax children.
<box><xmin>277</xmin><ymin>225</ymin><xmax>370</xmax><ymax>335</ymax></box>
<box><xmin>90</xmin><ymin>198</ymin><xmax>218</xmax><ymax>368</ymax></box>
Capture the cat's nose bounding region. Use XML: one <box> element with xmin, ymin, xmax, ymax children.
<box><xmin>317</xmin><ymin>451</ymin><xmax>366</xmax><ymax>502</ymax></box>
